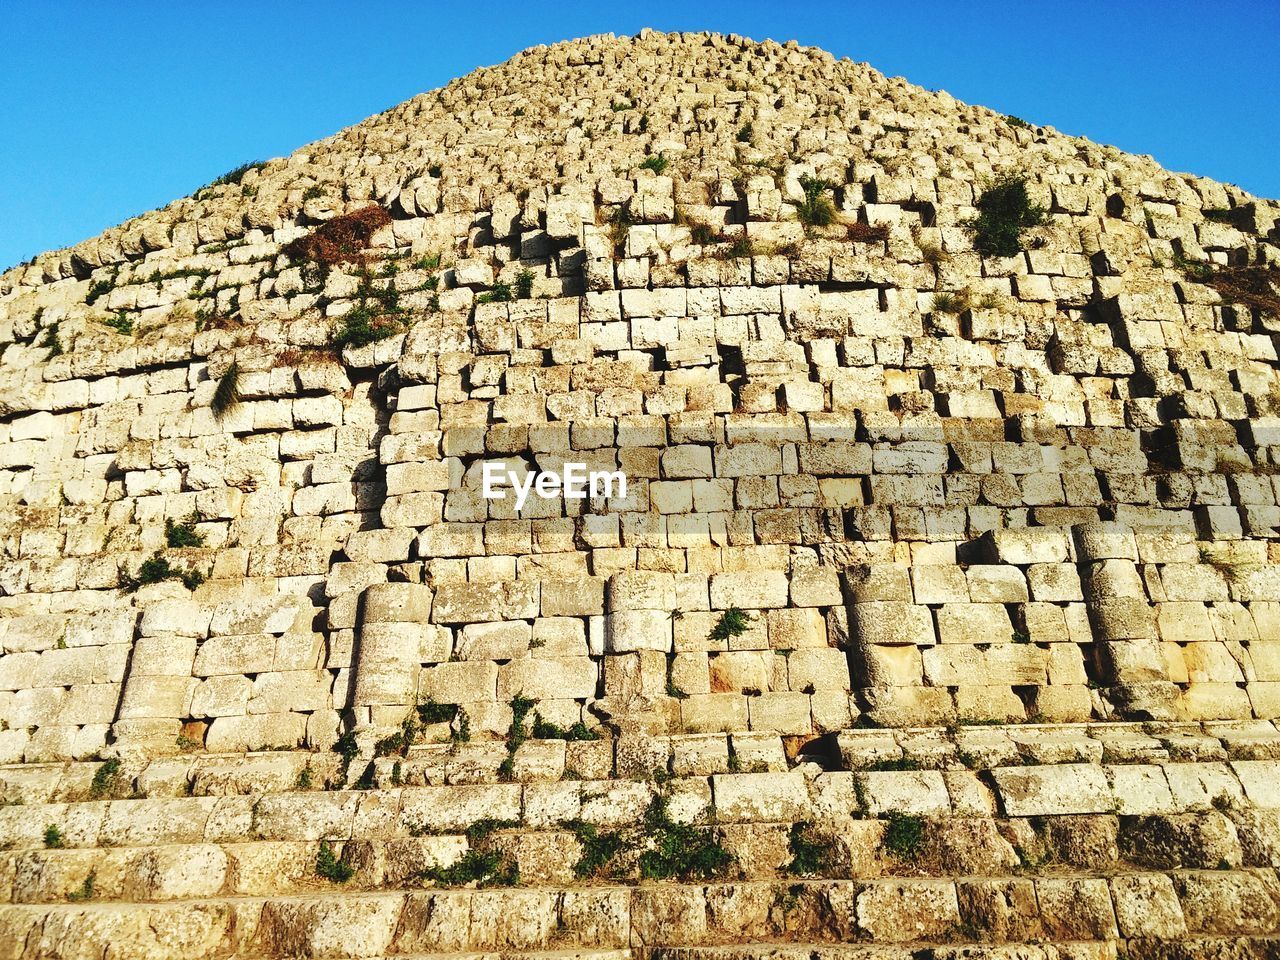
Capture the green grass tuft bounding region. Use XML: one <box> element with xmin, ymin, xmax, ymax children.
<box><xmin>640</xmin><ymin>154</ymin><xmax>669</xmax><ymax>174</ymax></box>
<box><xmin>710</xmin><ymin>607</ymin><xmax>753</xmax><ymax>642</ymax></box>
<box><xmin>796</xmin><ymin>175</ymin><xmax>837</xmax><ymax>228</ymax></box>
<box><xmin>564</xmin><ymin>820</ymin><xmax>624</xmax><ymax>879</ymax></box>
<box><xmin>966</xmin><ymin>173</ymin><xmax>1047</xmax><ymax>257</ymax></box>
<box><xmin>637</xmin><ymin>796</ymin><xmax>732</xmax><ymax>881</ymax></box>
<box><xmin>89</xmin><ymin>758</ymin><xmax>122</xmax><ymax>799</ymax></box>
<box><xmin>211</xmin><ymin>362</ymin><xmax>241</xmax><ymax>420</ymax></box>
<box><xmin>883</xmin><ymin>812</ymin><xmax>925</xmax><ymax>860</ymax></box>
<box><xmin>315</xmin><ymin>840</ymin><xmax>354</xmax><ymax>882</ymax></box>
<box><xmin>165</xmin><ymin>515</ymin><xmax>205</xmax><ymax>548</ymax></box>
<box><xmin>786</xmin><ymin>823</ymin><xmax>832</xmax><ymax>876</ymax></box>
<box><xmin>420</xmin><ymin>849</ymin><xmax>519</xmax><ymax>887</ymax></box>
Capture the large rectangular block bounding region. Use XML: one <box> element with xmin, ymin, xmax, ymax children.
<box><xmin>990</xmin><ymin>764</ymin><xmax>1114</xmax><ymax>816</ymax></box>
<box><xmin>710</xmin><ymin>571</ymin><xmax>789</xmax><ymax>609</ymax></box>
<box><xmin>432</xmin><ymin>581</ymin><xmax>539</xmax><ymax>623</ymax></box>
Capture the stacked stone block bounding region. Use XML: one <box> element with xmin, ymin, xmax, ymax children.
<box><xmin>0</xmin><ymin>31</ymin><xmax>1277</xmax><ymax>763</ymax></box>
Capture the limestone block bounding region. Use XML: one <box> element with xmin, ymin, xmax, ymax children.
<box><xmin>991</xmin><ymin>763</ymin><xmax>1114</xmax><ymax>816</ymax></box>
<box><xmin>0</xmin><ymin>652</ymin><xmax>37</xmax><ymax>691</ymax></box>
<box><xmin>844</xmin><ymin>566</ymin><xmax>912</xmax><ymax>603</ymax></box>
<box><xmin>857</xmin><ymin>644</ymin><xmax>923</xmax><ymax>686</ymax></box>
<box><xmin>607</xmin><ymin>571</ymin><xmax>676</xmax><ymax>611</ymax></box>
<box><xmin>457</xmin><ymin>621</ymin><xmax>531</xmax><ymax>661</ymax></box>
<box><xmin>1027</xmin><ymin>563</ymin><xmax>1084</xmax><ymax>602</ymax></box>
<box><xmin>605</xmin><ymin>610</ymin><xmax>672</xmax><ymax>653</ymax></box>
<box><xmin>681</xmin><ymin>694</ymin><xmax>749</xmax><ymax>733</ymax></box>
<box><xmin>1091</xmin><ymin>598</ymin><xmax>1158</xmax><ymax>641</ymax></box>
<box><xmin>786</xmin><ymin>648</ymin><xmax>850</xmax><ymax>691</ymax></box>
<box><xmin>851</xmin><ymin>602</ymin><xmax>936</xmax><ymax>646</ymax></box>
<box><xmin>419</xmin><ymin>661</ymin><xmax>498</xmax><ymax>704</ymax></box>
<box><xmin>352</xmin><ymin>623</ymin><xmax>423</xmax><ymax>707</ymax></box>
<box><xmin>362</xmin><ymin>583</ymin><xmax>432</xmax><ymax>624</ymax></box>
<box><xmin>965</xmin><ymin>566</ymin><xmax>1028</xmax><ymax>603</ymax></box>
<box><xmin>249</xmin><ymin>670</ymin><xmax>331</xmax><ymax>714</ymax></box>
<box><xmin>954</xmin><ymin>685</ymin><xmax>1026</xmax><ymax>722</ymax></box>
<box><xmin>1157</xmin><ymin>603</ymin><xmax>1216</xmax><ymax>644</ymax></box>
<box><xmin>911</xmin><ymin>565</ymin><xmax>969</xmax><ymax>604</ymax></box>
<box><xmin>1107</xmin><ymin>874</ymin><xmax>1186</xmax><ymax>939</ymax></box>
<box><xmin>127</xmin><ymin>635</ymin><xmax>197</xmax><ymax>677</ymax></box>
<box><xmin>56</xmin><ymin>683</ymin><xmax>121</xmax><ymax>725</ymax></box>
<box><xmin>936</xmin><ymin>604</ymin><xmax>1013</xmax><ymax>644</ymax></box>
<box><xmin>209</xmin><ymin>596</ymin><xmax>307</xmax><ymax>636</ymax></box>
<box><xmin>974</xmin><ymin>527</ymin><xmax>1070</xmax><ymax>565</ymax></box>
<box><xmin>530</xmin><ymin>618</ymin><xmax>588</xmax><ymax>657</ymax></box>
<box><xmin>1108</xmin><ymin>764</ymin><xmax>1177</xmax><ymax>815</ymax></box>
<box><xmin>539</xmin><ymin>577</ymin><xmax>605</xmax><ymax>617</ymax></box>
<box><xmin>860</xmin><ymin>686</ymin><xmax>954</xmax><ymax>727</ymax></box>
<box><xmin>1036</xmin><ymin>877</ymin><xmax>1118</xmax><ymax>939</ymax></box>
<box><xmin>1174</xmin><ymin>871</ymin><xmax>1280</xmax><ymax>935</ymax></box>
<box><xmin>194</xmin><ymin>634</ymin><xmax>275</xmax><ymax>677</ymax></box>
<box><xmin>1025</xmin><ymin>686</ymin><xmax>1093</xmax><ymax>723</ymax></box>
<box><xmin>190</xmin><ymin>675</ymin><xmax>252</xmax><ymax>718</ymax></box>
<box><xmin>709</xmin><ymin>571</ymin><xmax>789</xmax><ymax>609</ymax></box>
<box><xmin>857</xmin><ymin>879</ymin><xmax>961</xmax><ymax>942</ymax></box>
<box><xmin>711</xmin><ymin>771</ymin><xmax>809</xmax><ymax>822</ymax></box>
<box><xmin>207</xmin><ymin>714</ymin><xmax>308</xmax><ymax>754</ymax></box>
<box><xmin>747</xmin><ymin>692</ymin><xmax>811</xmax><ymax>735</ymax></box>
<box><xmin>432</xmin><ymin>581</ymin><xmax>539</xmax><ymax>623</ymax></box>
<box><xmin>765</xmin><ymin>608</ymin><xmax>826</xmax><ymax>650</ymax></box>
<box><xmin>709</xmin><ymin>651</ymin><xmax>771</xmax><ymax>692</ymax></box>
<box><xmin>788</xmin><ymin>567</ymin><xmax>842</xmax><ymax>607</ymax></box>
<box><xmin>497</xmin><ymin>657</ymin><xmax>597</xmax><ymax>700</ymax></box>
<box><xmin>1075</xmin><ymin>522</ymin><xmax>1138</xmax><ymax>562</ymax></box>
<box><xmin>861</xmin><ymin>770</ymin><xmax>951</xmax><ymax>816</ymax></box>
<box><xmin>140</xmin><ymin>599</ymin><xmax>211</xmax><ymax>638</ymax></box>
<box><xmin>116</xmin><ymin>675</ymin><xmax>196</xmax><ymax>720</ymax></box>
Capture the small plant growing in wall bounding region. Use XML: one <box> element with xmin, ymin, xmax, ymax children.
<box><xmin>965</xmin><ymin>173</ymin><xmax>1047</xmax><ymax>257</ymax></box>
<box><xmin>283</xmin><ymin>205</ymin><xmax>391</xmax><ymax>268</ymax></box>
<box><xmin>640</xmin><ymin>154</ymin><xmax>669</xmax><ymax>174</ymax></box>
<box><xmin>514</xmin><ymin>268</ymin><xmax>536</xmax><ymax>300</ymax></box>
<box><xmin>210</xmin><ymin>362</ymin><xmax>241</xmax><ymax>420</ymax></box>
<box><xmin>165</xmin><ymin>515</ymin><xmax>205</xmax><ymax>549</ymax></box>
<box><xmin>102</xmin><ymin>312</ymin><xmax>134</xmax><ymax>335</ymax></box>
<box><xmin>44</xmin><ymin>824</ymin><xmax>66</xmax><ymax>849</ymax></box>
<box><xmin>796</xmin><ymin>175</ymin><xmax>837</xmax><ymax>228</ymax></box>
<box><xmin>564</xmin><ymin>820</ymin><xmax>624</xmax><ymax>879</ymax></box>
<box><xmin>637</xmin><ymin>796</ymin><xmax>732</xmax><ymax>880</ymax></box>
<box><xmin>40</xmin><ymin>324</ymin><xmax>64</xmax><ymax>357</ymax></box>
<box><xmin>89</xmin><ymin>758</ymin><xmax>122</xmax><ymax>799</ymax></box>
<box><xmin>315</xmin><ymin>840</ymin><xmax>354</xmax><ymax>882</ymax></box>
<box><xmin>85</xmin><ymin>271</ymin><xmax>118</xmax><ymax>306</ymax></box>
<box><xmin>66</xmin><ymin>871</ymin><xmax>96</xmax><ymax>902</ymax></box>
<box><xmin>710</xmin><ymin>607</ymin><xmax>753</xmax><ymax>642</ymax></box>
<box><xmin>786</xmin><ymin>822</ymin><xmax>833</xmax><ymax>876</ymax></box>
<box><xmin>883</xmin><ymin>812</ymin><xmax>925</xmax><ymax>860</ymax></box>
<box><xmin>120</xmin><ymin>553</ymin><xmax>205</xmax><ymax>592</ymax></box>
<box><xmin>475</xmin><ymin>281</ymin><xmax>513</xmax><ymax>304</ymax></box>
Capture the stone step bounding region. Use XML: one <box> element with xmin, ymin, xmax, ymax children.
<box><xmin>653</xmin><ymin>940</ymin><xmax>1280</xmax><ymax>960</ymax></box>
<box><xmin>4</xmin><ymin>758</ymin><xmax>1279</xmax><ymax>857</ymax></box>
<box><xmin>2</xmin><ymin>871</ymin><xmax>1278</xmax><ymax>958</ymax></box>
<box><xmin>2</xmin><ymin>818</ymin><xmax>1276</xmax><ymax>903</ymax></box>
<box><xmin>5</xmin><ymin>722</ymin><xmax>1279</xmax><ymax>804</ymax></box>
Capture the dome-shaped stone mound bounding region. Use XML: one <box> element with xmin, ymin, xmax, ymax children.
<box><xmin>1</xmin><ymin>31</ymin><xmax>1280</xmax><ymax>960</ymax></box>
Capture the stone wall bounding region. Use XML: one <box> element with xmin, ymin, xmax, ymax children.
<box><xmin>1</xmin><ymin>30</ymin><xmax>1280</xmax><ymax>763</ymax></box>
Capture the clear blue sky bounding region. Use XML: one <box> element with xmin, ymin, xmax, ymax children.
<box><xmin>2</xmin><ymin>1</ymin><xmax>1277</xmax><ymax>271</ymax></box>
